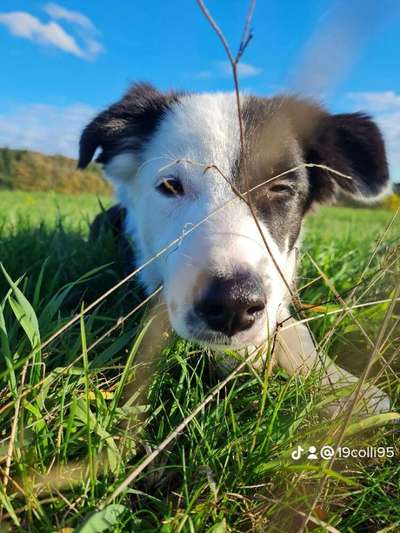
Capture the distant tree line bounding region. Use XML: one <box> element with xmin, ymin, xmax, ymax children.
<box><xmin>0</xmin><ymin>147</ymin><xmax>112</xmax><ymax>195</ymax></box>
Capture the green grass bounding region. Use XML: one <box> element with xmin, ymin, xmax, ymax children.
<box><xmin>0</xmin><ymin>191</ymin><xmax>399</xmax><ymax>532</ymax></box>
<box><xmin>0</xmin><ymin>190</ymin><xmax>111</xmax><ymax>234</ymax></box>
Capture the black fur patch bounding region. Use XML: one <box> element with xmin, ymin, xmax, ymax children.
<box><xmin>239</xmin><ymin>96</ymin><xmax>317</xmax><ymax>250</ymax></box>
<box><xmin>78</xmin><ymin>83</ymin><xmax>181</xmax><ymax>169</ymax></box>
<box><xmin>305</xmin><ymin>112</ymin><xmax>389</xmax><ymax>206</ymax></box>
<box><xmin>237</xmin><ymin>95</ymin><xmax>389</xmax><ymax>249</ymax></box>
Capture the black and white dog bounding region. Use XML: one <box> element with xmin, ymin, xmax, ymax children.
<box><xmin>79</xmin><ymin>83</ymin><xmax>391</xmax><ymax>413</ymax></box>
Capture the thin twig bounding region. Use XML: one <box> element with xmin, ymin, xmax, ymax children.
<box><xmin>279</xmin><ymin>296</ymin><xmax>400</xmax><ymax>331</ymax></box>
<box><xmin>197</xmin><ymin>0</ymin><xmax>300</xmax><ymax>309</ymax></box>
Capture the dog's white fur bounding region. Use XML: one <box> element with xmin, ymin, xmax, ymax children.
<box><xmin>102</xmin><ymin>91</ymin><xmax>390</xmax><ymax>414</ymax></box>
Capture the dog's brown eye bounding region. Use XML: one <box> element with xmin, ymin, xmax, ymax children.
<box><xmin>269</xmin><ymin>183</ymin><xmax>295</xmax><ymax>195</ymax></box>
<box><xmin>156</xmin><ymin>176</ymin><xmax>184</xmax><ymax>197</ymax></box>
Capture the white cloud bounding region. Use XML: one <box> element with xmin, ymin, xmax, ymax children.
<box><xmin>44</xmin><ymin>3</ymin><xmax>95</xmax><ymax>30</ymax></box>
<box><xmin>375</xmin><ymin>112</ymin><xmax>400</xmax><ymax>179</ymax></box>
<box><xmin>194</xmin><ymin>70</ymin><xmax>213</xmax><ymax>80</ymax></box>
<box><xmin>348</xmin><ymin>91</ymin><xmax>400</xmax><ymax>179</ymax></box>
<box><xmin>0</xmin><ymin>12</ymin><xmax>84</xmax><ymax>57</ymax></box>
<box><xmin>194</xmin><ymin>61</ymin><xmax>262</xmax><ymax>80</ymax></box>
<box><xmin>43</xmin><ymin>3</ymin><xmax>103</xmax><ymax>59</ymax></box>
<box><xmin>0</xmin><ymin>5</ymin><xmax>103</xmax><ymax>60</ymax></box>
<box><xmin>348</xmin><ymin>91</ymin><xmax>400</xmax><ymax>113</ymax></box>
<box><xmin>218</xmin><ymin>61</ymin><xmax>263</xmax><ymax>78</ymax></box>
<box><xmin>0</xmin><ymin>103</ymin><xmax>97</xmax><ymax>158</ymax></box>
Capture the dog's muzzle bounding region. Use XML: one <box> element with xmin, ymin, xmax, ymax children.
<box><xmin>193</xmin><ymin>271</ymin><xmax>266</xmax><ymax>337</ymax></box>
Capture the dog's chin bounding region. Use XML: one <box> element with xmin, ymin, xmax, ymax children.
<box><xmin>170</xmin><ymin>313</ymin><xmax>271</xmax><ymax>351</ymax></box>
<box><xmin>184</xmin><ymin>329</ymin><xmax>269</xmax><ymax>352</ymax></box>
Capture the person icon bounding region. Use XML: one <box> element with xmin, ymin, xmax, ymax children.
<box><xmin>307</xmin><ymin>446</ymin><xmax>318</xmax><ymax>460</ymax></box>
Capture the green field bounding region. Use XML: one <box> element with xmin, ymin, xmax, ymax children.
<box><xmin>0</xmin><ymin>190</ymin><xmax>112</xmax><ymax>233</ymax></box>
<box><xmin>0</xmin><ymin>190</ymin><xmax>399</xmax><ymax>532</ymax></box>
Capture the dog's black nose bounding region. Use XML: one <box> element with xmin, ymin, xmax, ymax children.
<box><xmin>194</xmin><ymin>272</ymin><xmax>266</xmax><ymax>337</ymax></box>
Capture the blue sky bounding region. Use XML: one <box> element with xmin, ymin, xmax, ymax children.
<box><xmin>1</xmin><ymin>0</ymin><xmax>400</xmax><ymax>178</ymax></box>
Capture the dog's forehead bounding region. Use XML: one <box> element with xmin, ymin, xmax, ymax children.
<box><xmin>141</xmin><ymin>92</ymin><xmax>305</xmax><ymax>180</ymax></box>
<box><xmin>142</xmin><ymin>92</ymin><xmax>242</xmax><ymax>175</ymax></box>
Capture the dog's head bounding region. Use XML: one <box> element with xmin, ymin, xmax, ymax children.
<box><xmin>79</xmin><ymin>83</ymin><xmax>389</xmax><ymax>349</ymax></box>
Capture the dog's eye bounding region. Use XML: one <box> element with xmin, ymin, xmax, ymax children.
<box><xmin>156</xmin><ymin>176</ymin><xmax>184</xmax><ymax>197</ymax></box>
<box><xmin>268</xmin><ymin>183</ymin><xmax>295</xmax><ymax>196</ymax></box>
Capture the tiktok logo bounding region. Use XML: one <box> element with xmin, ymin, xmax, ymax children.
<box><xmin>291</xmin><ymin>445</ymin><xmax>304</xmax><ymax>460</ymax></box>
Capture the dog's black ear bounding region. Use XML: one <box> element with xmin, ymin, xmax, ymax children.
<box><xmin>78</xmin><ymin>83</ymin><xmax>179</xmax><ymax>170</ymax></box>
<box><xmin>305</xmin><ymin>112</ymin><xmax>390</xmax><ymax>205</ymax></box>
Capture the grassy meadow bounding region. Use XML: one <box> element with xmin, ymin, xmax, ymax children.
<box><xmin>0</xmin><ymin>190</ymin><xmax>399</xmax><ymax>532</ymax></box>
